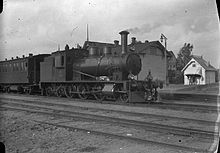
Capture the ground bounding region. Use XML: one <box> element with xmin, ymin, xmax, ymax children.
<box><xmin>0</xmin><ymin>110</ymin><xmax>191</xmax><ymax>153</ymax></box>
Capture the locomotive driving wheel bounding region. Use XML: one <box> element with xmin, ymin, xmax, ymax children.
<box><xmin>46</xmin><ymin>87</ymin><xmax>53</xmax><ymax>96</ymax></box>
<box><xmin>93</xmin><ymin>84</ymin><xmax>105</xmax><ymax>102</ymax></box>
<box><xmin>77</xmin><ymin>84</ymin><xmax>89</xmax><ymax>100</ymax></box>
<box><xmin>119</xmin><ymin>93</ymin><xmax>129</xmax><ymax>103</ymax></box>
<box><xmin>65</xmin><ymin>85</ymin><xmax>77</xmax><ymax>98</ymax></box>
<box><xmin>94</xmin><ymin>91</ymin><xmax>105</xmax><ymax>102</ymax></box>
<box><xmin>56</xmin><ymin>86</ymin><xmax>65</xmax><ymax>97</ymax></box>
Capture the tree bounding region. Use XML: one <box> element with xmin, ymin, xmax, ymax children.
<box><xmin>175</xmin><ymin>43</ymin><xmax>193</xmax><ymax>83</ymax></box>
<box><xmin>176</xmin><ymin>43</ymin><xmax>193</xmax><ymax>70</ymax></box>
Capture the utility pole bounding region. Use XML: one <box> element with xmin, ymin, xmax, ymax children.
<box><xmin>86</xmin><ymin>24</ymin><xmax>89</xmax><ymax>41</ymax></box>
<box><xmin>160</xmin><ymin>33</ymin><xmax>168</xmax><ymax>86</ymax></box>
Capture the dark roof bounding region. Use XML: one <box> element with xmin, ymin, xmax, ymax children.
<box><xmin>82</xmin><ymin>40</ymin><xmax>170</xmax><ymax>57</ymax></box>
<box><xmin>182</xmin><ymin>55</ymin><xmax>216</xmax><ymax>71</ymax></box>
<box><xmin>83</xmin><ymin>41</ymin><xmax>115</xmax><ymax>49</ymax></box>
<box><xmin>128</xmin><ymin>41</ymin><xmax>170</xmax><ymax>57</ymax></box>
<box><xmin>191</xmin><ymin>55</ymin><xmax>216</xmax><ymax>71</ymax></box>
<box><xmin>167</xmin><ymin>51</ymin><xmax>176</xmax><ymax>58</ymax></box>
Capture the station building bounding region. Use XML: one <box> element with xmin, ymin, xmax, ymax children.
<box><xmin>181</xmin><ymin>55</ymin><xmax>217</xmax><ymax>85</ymax></box>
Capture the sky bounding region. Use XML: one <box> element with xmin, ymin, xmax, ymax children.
<box><xmin>0</xmin><ymin>0</ymin><xmax>220</xmax><ymax>68</ymax></box>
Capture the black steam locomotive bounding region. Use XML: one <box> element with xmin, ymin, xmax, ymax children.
<box><xmin>0</xmin><ymin>31</ymin><xmax>162</xmax><ymax>102</ymax></box>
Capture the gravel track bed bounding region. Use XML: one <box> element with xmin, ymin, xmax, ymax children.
<box><xmin>2</xmin><ymin>110</ymin><xmax>199</xmax><ymax>153</ymax></box>
<box><xmin>0</xmin><ymin>107</ymin><xmax>216</xmax><ymax>153</ymax></box>
<box><xmin>0</xmin><ymin>94</ymin><xmax>219</xmax><ymax>152</ymax></box>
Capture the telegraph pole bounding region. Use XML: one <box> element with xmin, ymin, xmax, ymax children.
<box><xmin>160</xmin><ymin>33</ymin><xmax>168</xmax><ymax>86</ymax></box>
<box><xmin>86</xmin><ymin>24</ymin><xmax>89</xmax><ymax>41</ymax></box>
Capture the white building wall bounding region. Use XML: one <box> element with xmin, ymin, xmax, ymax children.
<box><xmin>183</xmin><ymin>59</ymin><xmax>206</xmax><ymax>85</ymax></box>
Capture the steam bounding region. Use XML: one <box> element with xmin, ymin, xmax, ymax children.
<box><xmin>127</xmin><ymin>22</ymin><xmax>163</xmax><ymax>34</ymax></box>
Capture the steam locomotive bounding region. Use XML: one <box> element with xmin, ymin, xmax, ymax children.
<box><xmin>0</xmin><ymin>31</ymin><xmax>162</xmax><ymax>102</ymax></box>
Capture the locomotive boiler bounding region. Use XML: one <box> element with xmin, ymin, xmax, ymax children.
<box><xmin>74</xmin><ymin>47</ymin><xmax>142</xmax><ymax>81</ymax></box>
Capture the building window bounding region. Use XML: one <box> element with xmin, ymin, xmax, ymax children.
<box><xmin>192</xmin><ymin>64</ymin><xmax>196</xmax><ymax>67</ymax></box>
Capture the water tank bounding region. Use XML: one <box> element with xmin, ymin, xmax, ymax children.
<box><xmin>89</xmin><ymin>47</ymin><xmax>98</xmax><ymax>56</ymax></box>
<box><xmin>103</xmin><ymin>46</ymin><xmax>112</xmax><ymax>56</ymax></box>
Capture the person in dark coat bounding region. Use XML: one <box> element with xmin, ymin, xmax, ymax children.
<box><xmin>144</xmin><ymin>70</ymin><xmax>153</xmax><ymax>100</ymax></box>
<box><xmin>145</xmin><ymin>70</ymin><xmax>153</xmax><ymax>89</ymax></box>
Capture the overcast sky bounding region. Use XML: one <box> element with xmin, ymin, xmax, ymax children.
<box><xmin>0</xmin><ymin>0</ymin><xmax>219</xmax><ymax>67</ymax></box>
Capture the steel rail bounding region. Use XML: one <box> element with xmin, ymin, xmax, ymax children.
<box><xmin>0</xmin><ymin>105</ymin><xmax>213</xmax><ymax>153</ymax></box>
<box><xmin>0</xmin><ymin>93</ymin><xmax>218</xmax><ymax>112</ymax></box>
<box><xmin>1</xmin><ymin>100</ymin><xmax>217</xmax><ymax>139</ymax></box>
<box><xmin>0</xmin><ymin>97</ymin><xmax>216</xmax><ymax>125</ymax></box>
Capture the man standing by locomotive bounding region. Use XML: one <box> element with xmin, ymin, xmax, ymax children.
<box><xmin>145</xmin><ymin>70</ymin><xmax>153</xmax><ymax>88</ymax></box>
<box><xmin>144</xmin><ymin>70</ymin><xmax>153</xmax><ymax>100</ymax></box>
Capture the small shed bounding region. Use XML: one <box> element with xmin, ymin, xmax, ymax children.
<box><xmin>181</xmin><ymin>55</ymin><xmax>216</xmax><ymax>85</ymax></box>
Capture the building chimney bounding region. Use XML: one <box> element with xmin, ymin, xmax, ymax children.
<box><xmin>114</xmin><ymin>40</ymin><xmax>119</xmax><ymax>46</ymax></box>
<box><xmin>11</xmin><ymin>57</ymin><xmax>14</xmax><ymax>60</ymax></box>
<box><xmin>16</xmin><ymin>56</ymin><xmax>19</xmax><ymax>59</ymax></box>
<box><xmin>5</xmin><ymin>58</ymin><xmax>7</xmax><ymax>61</ymax></box>
<box><xmin>22</xmin><ymin>55</ymin><xmax>25</xmax><ymax>58</ymax></box>
<box><xmin>65</xmin><ymin>44</ymin><xmax>69</xmax><ymax>50</ymax></box>
<box><xmin>29</xmin><ymin>53</ymin><xmax>33</xmax><ymax>57</ymax></box>
<box><xmin>131</xmin><ymin>37</ymin><xmax>136</xmax><ymax>45</ymax></box>
<box><xmin>208</xmin><ymin>61</ymin><xmax>210</xmax><ymax>66</ymax></box>
<box><xmin>119</xmin><ymin>30</ymin><xmax>129</xmax><ymax>54</ymax></box>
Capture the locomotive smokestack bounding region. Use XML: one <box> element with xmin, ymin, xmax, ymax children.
<box><xmin>119</xmin><ymin>31</ymin><xmax>129</xmax><ymax>54</ymax></box>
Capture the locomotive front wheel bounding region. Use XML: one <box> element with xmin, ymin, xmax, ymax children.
<box><xmin>77</xmin><ymin>85</ymin><xmax>89</xmax><ymax>100</ymax></box>
<box><xmin>119</xmin><ymin>93</ymin><xmax>129</xmax><ymax>103</ymax></box>
<box><xmin>6</xmin><ymin>87</ymin><xmax>10</xmax><ymax>93</ymax></box>
<box><xmin>46</xmin><ymin>87</ymin><xmax>53</xmax><ymax>96</ymax></box>
<box><xmin>28</xmin><ymin>87</ymin><xmax>33</xmax><ymax>95</ymax></box>
<box><xmin>56</xmin><ymin>86</ymin><xmax>65</xmax><ymax>97</ymax></box>
<box><xmin>94</xmin><ymin>92</ymin><xmax>105</xmax><ymax>102</ymax></box>
<box><xmin>65</xmin><ymin>85</ymin><xmax>77</xmax><ymax>98</ymax></box>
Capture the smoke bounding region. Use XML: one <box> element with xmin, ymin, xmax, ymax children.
<box><xmin>127</xmin><ymin>22</ymin><xmax>163</xmax><ymax>34</ymax></box>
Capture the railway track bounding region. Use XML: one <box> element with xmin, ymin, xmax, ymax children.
<box><xmin>0</xmin><ymin>97</ymin><xmax>217</xmax><ymax>129</ymax></box>
<box><xmin>0</xmin><ymin>95</ymin><xmax>219</xmax><ymax>152</ymax></box>
<box><xmin>0</xmin><ymin>93</ymin><xmax>219</xmax><ymax>113</ymax></box>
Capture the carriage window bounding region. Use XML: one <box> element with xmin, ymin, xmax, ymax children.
<box><xmin>15</xmin><ymin>63</ymin><xmax>18</xmax><ymax>71</ymax></box>
<box><xmin>55</xmin><ymin>55</ymin><xmax>64</xmax><ymax>67</ymax></box>
<box><xmin>4</xmin><ymin>64</ymin><xmax>6</xmax><ymax>72</ymax></box>
<box><xmin>21</xmin><ymin>62</ymin><xmax>24</xmax><ymax>71</ymax></box>
<box><xmin>24</xmin><ymin>62</ymin><xmax>28</xmax><ymax>71</ymax></box>
<box><xmin>5</xmin><ymin>64</ymin><xmax>7</xmax><ymax>72</ymax></box>
<box><xmin>9</xmin><ymin>64</ymin><xmax>11</xmax><ymax>72</ymax></box>
<box><xmin>61</xmin><ymin>55</ymin><xmax>64</xmax><ymax>66</ymax></box>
